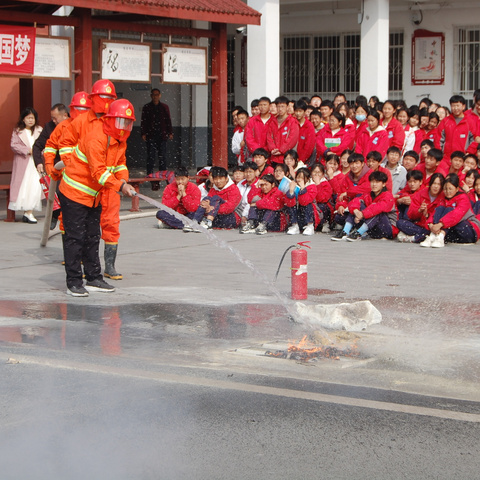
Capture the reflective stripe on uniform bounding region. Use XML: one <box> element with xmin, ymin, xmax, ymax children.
<box><xmin>62</xmin><ymin>172</ymin><xmax>99</xmax><ymax>197</ymax></box>
<box><xmin>74</xmin><ymin>146</ymin><xmax>88</xmax><ymax>163</ymax></box>
<box><xmin>59</xmin><ymin>147</ymin><xmax>73</xmax><ymax>156</ymax></box>
<box><xmin>113</xmin><ymin>165</ymin><xmax>127</xmax><ymax>173</ymax></box>
<box><xmin>98</xmin><ymin>170</ymin><xmax>112</xmax><ymax>186</ymax></box>
<box><xmin>44</xmin><ymin>147</ymin><xmax>58</xmax><ymax>154</ymax></box>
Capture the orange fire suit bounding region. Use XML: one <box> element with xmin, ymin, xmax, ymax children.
<box><xmin>58</xmin><ymin>109</ymin><xmax>123</xmax><ymax>243</ymax></box>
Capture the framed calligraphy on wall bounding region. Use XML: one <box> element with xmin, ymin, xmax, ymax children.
<box><xmin>411</xmin><ymin>29</ymin><xmax>445</xmax><ymax>85</ymax></box>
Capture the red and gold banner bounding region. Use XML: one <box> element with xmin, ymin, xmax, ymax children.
<box><xmin>0</xmin><ymin>25</ymin><xmax>36</xmax><ymax>75</ymax></box>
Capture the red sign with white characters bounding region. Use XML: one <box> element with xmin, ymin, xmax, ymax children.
<box><xmin>0</xmin><ymin>25</ymin><xmax>36</xmax><ymax>75</ymax></box>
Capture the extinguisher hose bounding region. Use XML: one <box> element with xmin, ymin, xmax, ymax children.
<box><xmin>273</xmin><ymin>244</ymin><xmax>298</xmax><ymax>284</ymax></box>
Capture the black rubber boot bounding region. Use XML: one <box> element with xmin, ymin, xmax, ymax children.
<box><xmin>104</xmin><ymin>243</ymin><xmax>123</xmax><ymax>280</ymax></box>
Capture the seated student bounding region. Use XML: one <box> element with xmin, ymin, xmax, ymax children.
<box><xmin>316</xmin><ymin>111</ymin><xmax>355</xmax><ymax>160</ymax></box>
<box><xmin>355</xmin><ymin>109</ymin><xmax>390</xmax><ymax>158</ymax></box>
<box><xmin>402</xmin><ymin>150</ymin><xmax>420</xmax><ymax>173</ymax></box>
<box><xmin>406</xmin><ymin>106</ymin><xmax>423</xmax><ymax>154</ymax></box>
<box><xmin>252</xmin><ymin>148</ymin><xmax>274</xmax><ymax>178</ymax></box>
<box><xmin>382</xmin><ymin>146</ymin><xmax>407</xmax><ymax>194</ymax></box>
<box><xmin>462</xmin><ymin>168</ymin><xmax>480</xmax><ymax>194</ymax></box>
<box><xmin>333</xmin><ymin>152</ymin><xmax>372</xmax><ymax>228</ymax></box>
<box><xmin>331</xmin><ymin>170</ymin><xmax>398</xmax><ymax>242</ymax></box>
<box><xmin>462</xmin><ymin>153</ymin><xmax>479</xmax><ymax>175</ymax></box>
<box><xmin>414</xmin><ymin>147</ymin><xmax>442</xmax><ymax>186</ymax></box>
<box><xmin>240</xmin><ymin>174</ymin><xmax>285</xmax><ymax>235</ymax></box>
<box><xmin>232</xmin><ymin>165</ymin><xmax>245</xmax><ymax>184</ymax></box>
<box><xmin>231</xmin><ymin>109</ymin><xmax>250</xmax><ymax>164</ymax></box>
<box><xmin>311</xmin><ymin>164</ymin><xmax>333</xmax><ymax>232</ymax></box>
<box><xmin>325</xmin><ymin>153</ymin><xmax>344</xmax><ymax>198</ymax></box>
<box><xmin>236</xmin><ymin>161</ymin><xmax>260</xmax><ymax>226</ymax></box>
<box><xmin>284</xmin><ymin>149</ymin><xmax>305</xmax><ymax>180</ymax></box>
<box><xmin>438</xmin><ymin>151</ymin><xmax>466</xmax><ymax>184</ymax></box>
<box><xmin>338</xmin><ymin>149</ymin><xmax>352</xmax><ymax>175</ymax></box>
<box><xmin>156</xmin><ymin>167</ymin><xmax>201</xmax><ymax>229</ymax></box>
<box><xmin>366</xmin><ymin>150</ymin><xmax>393</xmax><ymax>192</ymax></box>
<box><xmin>294</xmin><ymin>100</ymin><xmax>316</xmax><ymax>165</ymax></box>
<box><xmin>420</xmin><ymin>173</ymin><xmax>480</xmax><ymax>247</ymax></box>
<box><xmin>469</xmin><ymin>175</ymin><xmax>480</xmax><ymax>214</ymax></box>
<box><xmin>397</xmin><ymin>173</ymin><xmax>445</xmax><ymax>243</ymax></box>
<box><xmin>184</xmin><ymin>166</ymin><xmax>241</xmax><ymax>231</ymax></box>
<box><xmin>419</xmin><ymin>139</ymin><xmax>434</xmax><ymax>164</ymax></box>
<box><xmin>285</xmin><ymin>167</ymin><xmax>319</xmax><ymax>236</ymax></box>
<box><xmin>425</xmin><ymin>112</ymin><xmax>441</xmax><ymax>148</ymax></box>
<box><xmin>395</xmin><ymin>169</ymin><xmax>424</xmax><ymax>219</ymax></box>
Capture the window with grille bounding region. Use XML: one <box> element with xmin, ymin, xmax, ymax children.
<box><xmin>454</xmin><ymin>27</ymin><xmax>480</xmax><ymax>104</ymax></box>
<box><xmin>282</xmin><ymin>32</ymin><xmax>403</xmax><ymax>101</ymax></box>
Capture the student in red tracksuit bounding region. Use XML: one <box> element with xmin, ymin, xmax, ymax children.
<box><xmin>184</xmin><ymin>166</ymin><xmax>241</xmax><ymax>231</ymax></box>
<box><xmin>311</xmin><ymin>163</ymin><xmax>333</xmax><ymax>232</ymax></box>
<box><xmin>252</xmin><ymin>148</ymin><xmax>274</xmax><ymax>178</ymax></box>
<box><xmin>366</xmin><ymin>150</ymin><xmax>393</xmax><ymax>192</ymax></box>
<box><xmin>333</xmin><ymin>152</ymin><xmax>372</xmax><ymax>227</ymax></box>
<box><xmin>284</xmin><ymin>168</ymin><xmax>319</xmax><ymax>236</ymax></box>
<box><xmin>294</xmin><ymin>100</ymin><xmax>316</xmax><ymax>166</ymax></box>
<box><xmin>424</xmin><ymin>112</ymin><xmax>441</xmax><ymax>149</ymax></box>
<box><xmin>437</xmin><ymin>151</ymin><xmax>466</xmax><ymax>184</ymax></box>
<box><xmin>420</xmin><ymin>173</ymin><xmax>480</xmax><ymax>247</ymax></box>
<box><xmin>325</xmin><ymin>153</ymin><xmax>345</xmax><ymax>198</ymax></box>
<box><xmin>266</xmin><ymin>96</ymin><xmax>299</xmax><ymax>164</ymax></box>
<box><xmin>244</xmin><ymin>96</ymin><xmax>275</xmax><ymax>156</ymax></box>
<box><xmin>331</xmin><ymin>170</ymin><xmax>398</xmax><ymax>241</ymax></box>
<box><xmin>414</xmin><ymin>147</ymin><xmax>443</xmax><ymax>187</ymax></box>
<box><xmin>396</xmin><ymin>173</ymin><xmax>445</xmax><ymax>243</ymax></box>
<box><xmin>156</xmin><ymin>166</ymin><xmax>201</xmax><ymax>229</ymax></box>
<box><xmin>240</xmin><ymin>174</ymin><xmax>285</xmax><ymax>234</ymax></box>
<box><xmin>439</xmin><ymin>95</ymin><xmax>477</xmax><ymax>162</ymax></box>
<box><xmin>316</xmin><ymin>112</ymin><xmax>355</xmax><ymax>160</ymax></box>
<box><xmin>469</xmin><ymin>176</ymin><xmax>480</xmax><ymax>214</ymax></box>
<box><xmin>395</xmin><ymin>169</ymin><xmax>424</xmax><ymax>220</ymax></box>
<box><xmin>355</xmin><ymin>110</ymin><xmax>390</xmax><ymax>159</ymax></box>
<box><xmin>381</xmin><ymin>100</ymin><xmax>405</xmax><ymax>150</ymax></box>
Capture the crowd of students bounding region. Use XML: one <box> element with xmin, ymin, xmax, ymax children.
<box><xmin>156</xmin><ymin>92</ymin><xmax>480</xmax><ymax>247</ymax></box>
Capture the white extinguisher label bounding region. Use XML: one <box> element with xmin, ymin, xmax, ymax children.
<box><xmin>295</xmin><ymin>264</ymin><xmax>308</xmax><ymax>275</ymax></box>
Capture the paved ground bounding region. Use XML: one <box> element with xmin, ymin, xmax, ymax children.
<box><xmin>1</xmin><ymin>184</ymin><xmax>479</xmax><ymax>478</ymax></box>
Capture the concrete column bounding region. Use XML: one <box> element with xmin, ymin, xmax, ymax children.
<box><xmin>191</xmin><ymin>22</ymin><xmax>209</xmax><ymax>168</ymax></box>
<box><xmin>247</xmin><ymin>0</ymin><xmax>280</xmax><ymax>105</ymax></box>
<box><xmin>360</xmin><ymin>0</ymin><xmax>390</xmax><ymax>101</ymax></box>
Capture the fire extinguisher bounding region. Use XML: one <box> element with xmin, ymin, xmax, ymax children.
<box><xmin>274</xmin><ymin>241</ymin><xmax>311</xmax><ymax>300</ymax></box>
<box><xmin>291</xmin><ymin>241</ymin><xmax>310</xmax><ymax>300</ymax></box>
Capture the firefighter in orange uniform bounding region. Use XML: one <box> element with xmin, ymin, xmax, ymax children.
<box><xmin>58</xmin><ymin>99</ymin><xmax>136</xmax><ymax>297</ymax></box>
<box><xmin>44</xmin><ymin>91</ymin><xmax>92</xmax><ymax>232</ymax></box>
<box><xmin>57</xmin><ymin>79</ymin><xmax>126</xmax><ymax>280</ymax></box>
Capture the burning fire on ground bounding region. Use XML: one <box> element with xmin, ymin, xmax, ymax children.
<box><xmin>265</xmin><ymin>333</ymin><xmax>362</xmax><ymax>362</ymax></box>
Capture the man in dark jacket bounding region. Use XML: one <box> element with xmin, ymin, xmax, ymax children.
<box><xmin>141</xmin><ymin>89</ymin><xmax>173</xmax><ymax>188</ymax></box>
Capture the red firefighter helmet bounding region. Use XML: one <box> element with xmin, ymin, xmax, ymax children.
<box><xmin>69</xmin><ymin>91</ymin><xmax>92</xmax><ymax>109</ymax></box>
<box><xmin>90</xmin><ymin>79</ymin><xmax>117</xmax><ymax>98</ymax></box>
<box><xmin>103</xmin><ymin>99</ymin><xmax>136</xmax><ymax>141</ymax></box>
<box><xmin>104</xmin><ymin>99</ymin><xmax>136</xmax><ymax>121</ymax></box>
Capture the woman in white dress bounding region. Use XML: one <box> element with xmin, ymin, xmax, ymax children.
<box><xmin>9</xmin><ymin>107</ymin><xmax>43</xmax><ymax>223</ymax></box>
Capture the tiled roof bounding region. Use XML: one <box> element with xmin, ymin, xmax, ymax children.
<box><xmin>12</xmin><ymin>0</ymin><xmax>261</xmax><ymax>25</ymax></box>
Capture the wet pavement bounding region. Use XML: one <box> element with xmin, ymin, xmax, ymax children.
<box><xmin>1</xmin><ymin>190</ymin><xmax>480</xmax><ymax>478</ymax></box>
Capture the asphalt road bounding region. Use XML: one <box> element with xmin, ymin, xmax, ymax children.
<box><xmin>1</xmin><ymin>352</ymin><xmax>479</xmax><ymax>480</ymax></box>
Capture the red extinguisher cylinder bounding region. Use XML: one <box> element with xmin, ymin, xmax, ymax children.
<box><xmin>291</xmin><ymin>247</ymin><xmax>308</xmax><ymax>300</ymax></box>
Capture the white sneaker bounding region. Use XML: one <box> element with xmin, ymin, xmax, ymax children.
<box><xmin>321</xmin><ymin>223</ymin><xmax>331</xmax><ymax>234</ymax></box>
<box><xmin>157</xmin><ymin>220</ymin><xmax>166</xmax><ymax>229</ymax></box>
<box><xmin>397</xmin><ymin>231</ymin><xmax>407</xmax><ymax>242</ymax></box>
<box><xmin>419</xmin><ymin>233</ymin><xmax>435</xmax><ymax>248</ymax></box>
<box><xmin>431</xmin><ymin>232</ymin><xmax>445</xmax><ymax>248</ymax></box>
<box><xmin>303</xmin><ymin>224</ymin><xmax>315</xmax><ymax>236</ymax></box>
<box><xmin>287</xmin><ymin>224</ymin><xmax>300</xmax><ymax>235</ymax></box>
